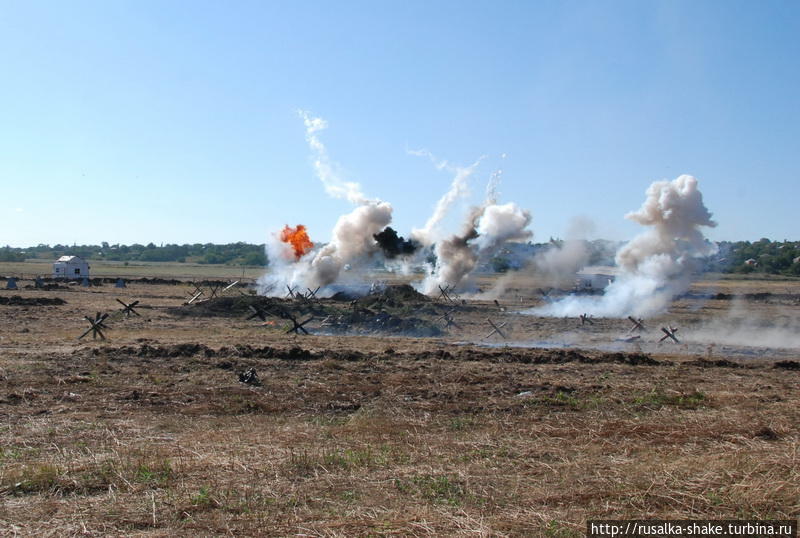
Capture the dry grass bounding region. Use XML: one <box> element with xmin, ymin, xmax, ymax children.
<box><xmin>0</xmin><ymin>276</ymin><xmax>798</xmax><ymax>536</ymax></box>
<box><xmin>0</xmin><ymin>260</ymin><xmax>265</xmax><ymax>280</ymax></box>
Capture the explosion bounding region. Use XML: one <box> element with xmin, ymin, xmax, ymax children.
<box><xmin>258</xmin><ymin>112</ymin><xmax>397</xmax><ymax>296</ymax></box>
<box><xmin>532</xmin><ymin>175</ymin><xmax>717</xmax><ymax>318</ymax></box>
<box><xmin>373</xmin><ymin>227</ymin><xmax>419</xmax><ymax>259</ymax></box>
<box><xmin>280</xmin><ymin>225</ymin><xmax>314</xmax><ymax>260</ymax></box>
<box><xmin>422</xmin><ymin>201</ymin><xmax>532</xmax><ymax>293</ymax></box>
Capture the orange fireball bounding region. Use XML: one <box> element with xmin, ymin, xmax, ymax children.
<box><xmin>280</xmin><ymin>224</ymin><xmax>314</xmax><ymax>260</ymax></box>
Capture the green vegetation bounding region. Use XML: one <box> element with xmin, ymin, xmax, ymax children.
<box><xmin>0</xmin><ymin>247</ymin><xmax>26</xmax><ymax>262</ymax></box>
<box><xmin>2</xmin><ymin>237</ymin><xmax>799</xmax><ymax>274</ymax></box>
<box><xmin>710</xmin><ymin>239</ymin><xmax>800</xmax><ymax>276</ymax></box>
<box><xmin>2</xmin><ymin>242</ymin><xmax>267</xmax><ymax>266</ymax></box>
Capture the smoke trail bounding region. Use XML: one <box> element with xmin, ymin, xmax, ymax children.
<box><xmin>409</xmin><ymin>149</ymin><xmax>484</xmax><ymax>246</ymax></box>
<box><xmin>299</xmin><ymin>110</ymin><xmax>368</xmax><ymax>205</ymax></box>
<box><xmin>531</xmin><ymin>175</ymin><xmax>716</xmax><ymax>318</ymax></box>
<box><xmin>259</xmin><ymin>112</ymin><xmax>395</xmax><ymax>295</ymax></box>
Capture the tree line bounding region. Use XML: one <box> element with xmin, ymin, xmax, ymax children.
<box><xmin>1</xmin><ymin>239</ymin><xmax>799</xmax><ymax>275</ymax></box>
<box><xmin>708</xmin><ymin>239</ymin><xmax>800</xmax><ymax>276</ymax></box>
<box><xmin>1</xmin><ymin>243</ymin><xmax>267</xmax><ymax>266</ymax></box>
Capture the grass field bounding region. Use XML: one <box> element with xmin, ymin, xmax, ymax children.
<box><xmin>0</xmin><ymin>260</ymin><xmax>266</xmax><ymax>280</ymax></box>
<box><xmin>0</xmin><ymin>272</ymin><xmax>798</xmax><ymax>535</ymax></box>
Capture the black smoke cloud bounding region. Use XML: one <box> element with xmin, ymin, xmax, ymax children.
<box><xmin>373</xmin><ymin>227</ymin><xmax>420</xmax><ymax>259</ymax></box>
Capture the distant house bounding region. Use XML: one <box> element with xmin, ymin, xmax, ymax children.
<box><xmin>575</xmin><ymin>268</ymin><xmax>615</xmax><ymax>291</ymax></box>
<box><xmin>53</xmin><ymin>255</ymin><xmax>90</xmax><ymax>279</ymax></box>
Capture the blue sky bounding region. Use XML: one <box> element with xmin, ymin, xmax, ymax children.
<box><xmin>2</xmin><ymin>1</ymin><xmax>798</xmax><ymax>247</ymax></box>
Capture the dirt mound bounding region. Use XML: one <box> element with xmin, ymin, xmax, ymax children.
<box><xmin>168</xmin><ymin>296</ymin><xmax>301</xmax><ymax>318</ymax></box>
<box><xmin>23</xmin><ymin>284</ymin><xmax>71</xmax><ymax>290</ymax></box>
<box><xmin>351</xmin><ymin>284</ymin><xmax>431</xmax><ymax>309</ymax></box>
<box><xmin>127</xmin><ymin>277</ymin><xmax>186</xmax><ymax>285</ymax></box>
<box><xmin>320</xmin><ymin>307</ymin><xmax>442</xmax><ymax>337</ymax></box>
<box><xmin>703</xmin><ymin>292</ymin><xmax>800</xmax><ymax>303</ymax></box>
<box><xmin>685</xmin><ymin>358</ymin><xmax>746</xmax><ymax>368</ymax></box>
<box><xmin>0</xmin><ymin>295</ymin><xmax>67</xmax><ymax>306</ymax></box>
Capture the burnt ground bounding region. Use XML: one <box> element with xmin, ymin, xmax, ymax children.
<box><xmin>0</xmin><ymin>277</ymin><xmax>798</xmax><ymax>536</ymax></box>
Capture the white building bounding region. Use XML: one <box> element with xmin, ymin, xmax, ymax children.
<box><xmin>53</xmin><ymin>255</ymin><xmax>90</xmax><ymax>279</ymax></box>
<box><xmin>575</xmin><ymin>267</ymin><xmax>616</xmax><ymax>291</ymax></box>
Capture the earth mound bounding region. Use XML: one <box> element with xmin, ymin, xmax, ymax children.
<box><xmin>0</xmin><ymin>296</ymin><xmax>67</xmax><ymax>306</ymax></box>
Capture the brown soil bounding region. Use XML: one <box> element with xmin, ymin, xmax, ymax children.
<box><xmin>0</xmin><ymin>278</ymin><xmax>798</xmax><ymax>536</ymax></box>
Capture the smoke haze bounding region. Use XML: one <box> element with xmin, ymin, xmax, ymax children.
<box><xmin>532</xmin><ymin>175</ymin><xmax>717</xmax><ymax>318</ymax></box>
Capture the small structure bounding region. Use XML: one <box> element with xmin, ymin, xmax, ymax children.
<box><xmin>575</xmin><ymin>270</ymin><xmax>614</xmax><ymax>291</ymax></box>
<box><xmin>53</xmin><ymin>255</ymin><xmax>90</xmax><ymax>280</ymax></box>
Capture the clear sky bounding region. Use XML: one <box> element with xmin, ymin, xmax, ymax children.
<box><xmin>2</xmin><ymin>0</ymin><xmax>798</xmax><ymax>247</ymax></box>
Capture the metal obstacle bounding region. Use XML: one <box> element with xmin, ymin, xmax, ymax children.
<box><xmin>221</xmin><ymin>281</ymin><xmax>239</xmax><ymax>294</ymax></box>
<box><xmin>305</xmin><ymin>287</ymin><xmax>320</xmax><ymax>300</ymax></box>
<box><xmin>185</xmin><ymin>290</ymin><xmax>204</xmax><ymax>305</ymax></box>
<box><xmin>189</xmin><ymin>282</ymin><xmax>204</xmax><ymax>296</ymax></box>
<box><xmin>246</xmin><ymin>304</ymin><xmax>269</xmax><ymax>322</ymax></box>
<box><xmin>615</xmin><ymin>335</ymin><xmax>642</xmax><ymax>343</ymax></box>
<box><xmin>627</xmin><ymin>316</ymin><xmax>646</xmax><ymax>333</ymax></box>
<box><xmin>436</xmin><ymin>309</ymin><xmax>461</xmax><ymax>330</ymax></box>
<box><xmin>206</xmin><ymin>282</ymin><xmax>224</xmax><ymax>299</ymax></box>
<box><xmin>116</xmin><ymin>299</ymin><xmax>141</xmax><ymax>318</ymax></box>
<box><xmin>285</xmin><ymin>313</ymin><xmax>314</xmax><ymax>335</ymax></box>
<box><xmin>437</xmin><ymin>284</ymin><xmax>455</xmax><ymax>304</ymax></box>
<box><xmin>659</xmin><ymin>326</ymin><xmax>680</xmax><ymax>343</ymax></box>
<box><xmin>484</xmin><ymin>318</ymin><xmax>507</xmax><ymax>340</ymax></box>
<box><xmin>579</xmin><ymin>313</ymin><xmax>594</xmax><ymax>326</ymax></box>
<box><xmin>79</xmin><ymin>312</ymin><xmax>111</xmax><ymax>340</ymax></box>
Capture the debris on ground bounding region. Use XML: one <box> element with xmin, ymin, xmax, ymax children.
<box><xmin>239</xmin><ymin>367</ymin><xmax>261</xmax><ymax>386</ymax></box>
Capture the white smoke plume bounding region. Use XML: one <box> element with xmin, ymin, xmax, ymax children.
<box><xmin>532</xmin><ymin>175</ymin><xmax>716</xmax><ymax>318</ymax></box>
<box><xmin>422</xmin><ymin>201</ymin><xmax>532</xmax><ymax>294</ymax></box>
<box><xmin>532</xmin><ymin>217</ymin><xmax>595</xmax><ymax>287</ymax></box>
<box><xmin>259</xmin><ymin>112</ymin><xmax>393</xmax><ymax>295</ymax></box>
<box><xmin>308</xmin><ymin>201</ymin><xmax>393</xmax><ymax>287</ymax></box>
<box><xmin>409</xmin><ymin>149</ymin><xmax>484</xmax><ymax>246</ymax></box>
<box><xmin>474</xmin><ymin>202</ymin><xmax>533</xmax><ymax>251</ymax></box>
<box><xmin>686</xmin><ymin>298</ymin><xmax>800</xmax><ymax>351</ymax></box>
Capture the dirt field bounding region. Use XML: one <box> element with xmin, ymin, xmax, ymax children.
<box><xmin>0</xmin><ymin>273</ymin><xmax>798</xmax><ymax>536</ymax></box>
<box><xmin>0</xmin><ymin>260</ymin><xmax>264</xmax><ymax>281</ymax></box>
